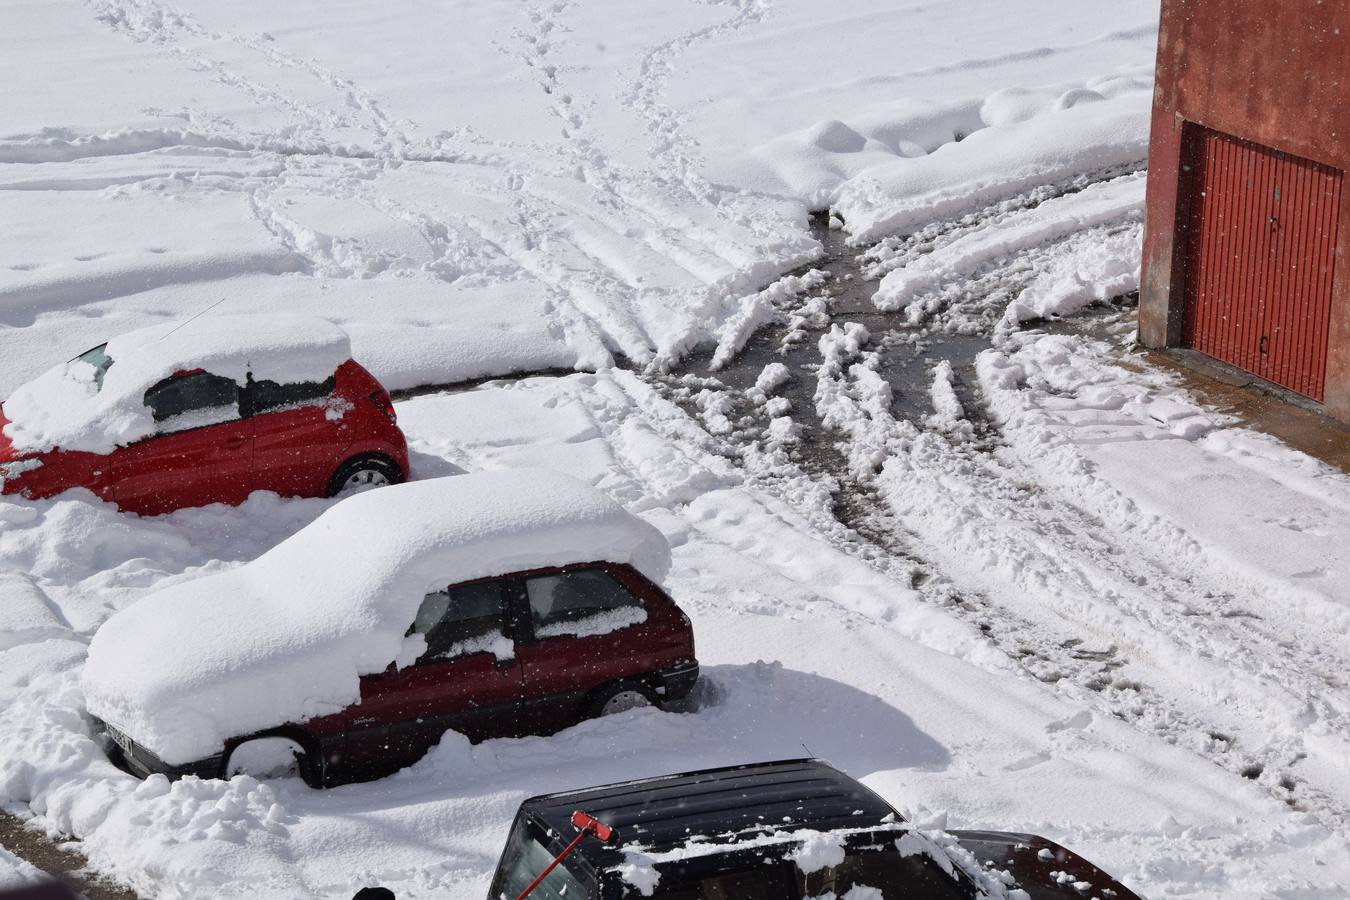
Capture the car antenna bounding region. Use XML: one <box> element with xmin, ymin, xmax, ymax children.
<box><xmin>155</xmin><ymin>296</ymin><xmax>228</xmax><ymax>342</ymax></box>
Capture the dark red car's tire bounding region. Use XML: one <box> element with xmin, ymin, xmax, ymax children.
<box><xmin>585</xmin><ymin>681</ymin><xmax>660</xmax><ymax>719</ymax></box>
<box><xmin>222</xmin><ymin>734</ymin><xmax>323</xmax><ymax>788</ymax></box>
<box><xmin>327</xmin><ymin>453</ymin><xmax>404</xmax><ymax>498</ymax></box>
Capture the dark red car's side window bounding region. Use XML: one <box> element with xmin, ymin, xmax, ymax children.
<box><xmin>522</xmin><ymin>568</ymin><xmax>646</xmax><ymax>640</ymax></box>
<box><xmin>410</xmin><ymin>580</ymin><xmax>513</xmax><ymax>663</ymax></box>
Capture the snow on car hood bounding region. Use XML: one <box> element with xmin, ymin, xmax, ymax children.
<box><xmin>1</xmin><ymin>314</ymin><xmax>351</xmax><ymax>454</ymax></box>
<box><xmin>81</xmin><ymin>469</ymin><xmax>672</xmax><ymax>765</ymax></box>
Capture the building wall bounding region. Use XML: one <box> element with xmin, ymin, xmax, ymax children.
<box><xmin>1139</xmin><ymin>0</ymin><xmax>1350</xmax><ymax>422</ymax></box>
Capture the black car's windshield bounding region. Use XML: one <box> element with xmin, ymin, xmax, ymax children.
<box><xmin>72</xmin><ymin>343</ymin><xmax>114</xmax><ymax>390</ymax></box>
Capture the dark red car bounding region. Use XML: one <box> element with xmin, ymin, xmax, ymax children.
<box><xmin>0</xmin><ymin>315</ymin><xmax>407</xmax><ymax>515</ymax></box>
<box><xmin>103</xmin><ymin>561</ymin><xmax>697</xmax><ymax>787</ymax></box>
<box><xmin>84</xmin><ymin>472</ymin><xmax>696</xmax><ymax>787</ymax></box>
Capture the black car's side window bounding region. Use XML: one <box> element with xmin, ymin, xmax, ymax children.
<box><xmin>410</xmin><ymin>580</ymin><xmax>509</xmax><ymax>663</ymax></box>
<box><xmin>525</xmin><ymin>568</ymin><xmax>646</xmax><ymax>640</ymax></box>
<box><xmin>249</xmin><ymin>374</ymin><xmax>336</xmax><ymax>415</ymax></box>
<box><xmin>143</xmin><ymin>371</ymin><xmax>241</xmax><ymax>433</ymax></box>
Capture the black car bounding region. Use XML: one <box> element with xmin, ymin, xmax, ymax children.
<box><xmin>488</xmin><ymin>759</ymin><xmax>1143</xmax><ymax>900</ymax></box>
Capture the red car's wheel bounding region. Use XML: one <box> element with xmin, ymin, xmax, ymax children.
<box><xmin>327</xmin><ymin>453</ymin><xmax>403</xmax><ymax>498</ymax></box>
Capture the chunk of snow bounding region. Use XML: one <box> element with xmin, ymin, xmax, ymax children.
<box><xmin>755</xmin><ymin>362</ymin><xmax>792</xmax><ymax>396</ymax></box>
<box><xmin>925</xmin><ymin>361</ymin><xmax>974</xmax><ymax>442</ymax></box>
<box><xmin>2</xmin><ymin>314</ymin><xmax>351</xmax><ymax>454</ymax></box>
<box><xmin>616</xmin><ymin>859</ymin><xmax>662</xmax><ymax>896</ymax></box>
<box><xmin>82</xmin><ymin>469</ymin><xmax>671</xmax><ymax>764</ymax></box>
<box><xmin>790</xmin><ymin>829</ymin><xmax>848</xmax><ymax>873</ymax></box>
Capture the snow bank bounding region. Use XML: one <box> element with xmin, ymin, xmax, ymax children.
<box><xmin>749</xmin><ymin>70</ymin><xmax>1151</xmax><ymax>242</ymax></box>
<box><xmin>835</xmin><ymin>85</ymin><xmax>1150</xmax><ymax>243</ymax></box>
<box><xmin>2</xmin><ymin>314</ymin><xmax>351</xmax><ymax>454</ymax></box>
<box><xmin>82</xmin><ymin>469</ymin><xmax>671</xmax><ymax>764</ymax></box>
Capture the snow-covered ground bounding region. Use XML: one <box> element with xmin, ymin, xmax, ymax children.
<box><xmin>0</xmin><ymin>843</ymin><xmax>44</xmax><ymax>889</ymax></box>
<box><xmin>5</xmin><ymin>1</ymin><xmax>1350</xmax><ymax>899</ymax></box>
<box><xmin>1</xmin><ymin>0</ymin><xmax>1156</xmax><ymax>393</ymax></box>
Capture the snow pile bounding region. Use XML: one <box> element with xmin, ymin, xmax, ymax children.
<box><xmin>2</xmin><ymin>314</ymin><xmax>351</xmax><ymax>454</ymax></box>
<box><xmin>82</xmin><ymin>469</ymin><xmax>671</xmax><ymax>764</ymax></box>
<box><xmin>835</xmin><ymin>82</ymin><xmax>1150</xmax><ymax>243</ymax></box>
<box><xmin>0</xmin><ymin>572</ymin><xmax>70</xmax><ymax>652</ymax></box>
<box><xmin>753</xmin><ymin>99</ymin><xmax>985</xmax><ymax>210</ymax></box>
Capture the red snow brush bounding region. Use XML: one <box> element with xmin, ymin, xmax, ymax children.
<box><xmin>516</xmin><ymin>810</ymin><xmax>618</xmax><ymax>900</ymax></box>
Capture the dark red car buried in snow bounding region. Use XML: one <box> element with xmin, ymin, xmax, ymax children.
<box><xmin>83</xmin><ymin>471</ymin><xmax>697</xmax><ymax>788</ymax></box>
<box><xmin>0</xmin><ymin>314</ymin><xmax>407</xmax><ymax>515</ymax></box>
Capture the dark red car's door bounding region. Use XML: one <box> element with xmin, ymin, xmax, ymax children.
<box><xmin>340</xmin><ymin>579</ymin><xmax>524</xmax><ymax>780</ymax></box>
<box><xmin>513</xmin><ymin>565</ymin><xmax>662</xmax><ymax>735</ymax></box>
<box><xmin>111</xmin><ymin>371</ymin><xmax>254</xmax><ymax>515</ymax></box>
<box><xmin>247</xmin><ymin>373</ymin><xmax>347</xmax><ymax>498</ymax></box>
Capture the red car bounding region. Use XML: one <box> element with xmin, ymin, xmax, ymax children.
<box><xmin>83</xmin><ymin>471</ymin><xmax>696</xmax><ymax>787</ymax></box>
<box><xmin>0</xmin><ymin>314</ymin><xmax>407</xmax><ymax>515</ymax></box>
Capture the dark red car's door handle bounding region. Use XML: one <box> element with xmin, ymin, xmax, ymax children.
<box><xmin>224</xmin><ymin>435</ymin><xmax>248</xmax><ymax>449</ymax></box>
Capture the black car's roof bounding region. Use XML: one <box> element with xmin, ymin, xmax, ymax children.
<box><xmin>519</xmin><ymin>759</ymin><xmax>901</xmax><ymax>871</ymax></box>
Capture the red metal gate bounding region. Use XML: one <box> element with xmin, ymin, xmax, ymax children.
<box><xmin>1180</xmin><ymin>127</ymin><xmax>1342</xmax><ymax>401</ymax></box>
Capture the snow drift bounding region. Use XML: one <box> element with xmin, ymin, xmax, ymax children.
<box><xmin>82</xmin><ymin>469</ymin><xmax>672</xmax><ymax>765</ymax></box>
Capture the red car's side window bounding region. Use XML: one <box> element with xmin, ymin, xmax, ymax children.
<box><xmin>143</xmin><ymin>371</ymin><xmax>241</xmax><ymax>435</ymax></box>
<box><xmin>247</xmin><ymin>375</ymin><xmax>336</xmax><ymax>415</ymax></box>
